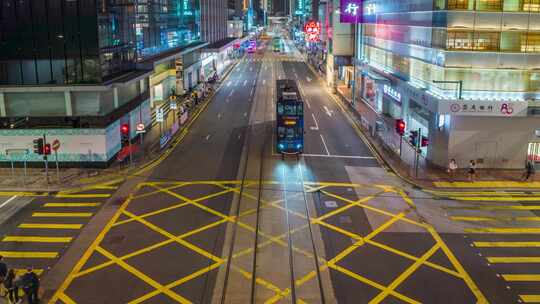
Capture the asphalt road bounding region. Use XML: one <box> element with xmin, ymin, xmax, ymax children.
<box><xmin>36</xmin><ymin>36</ymin><xmax>540</xmax><ymax>304</ymax></box>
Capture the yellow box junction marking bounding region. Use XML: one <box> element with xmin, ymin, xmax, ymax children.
<box><xmin>49</xmin><ymin>181</ymin><xmax>489</xmax><ymax>304</ymax></box>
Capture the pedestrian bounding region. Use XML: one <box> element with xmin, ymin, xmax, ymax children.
<box><xmin>0</xmin><ymin>255</ymin><xmax>7</xmax><ymax>294</ymax></box>
<box><xmin>468</xmin><ymin>160</ymin><xmax>477</xmax><ymax>182</ymax></box>
<box><xmin>4</xmin><ymin>269</ymin><xmax>19</xmax><ymax>304</ymax></box>
<box><xmin>20</xmin><ymin>268</ymin><xmax>39</xmax><ymax>304</ymax></box>
<box><xmin>524</xmin><ymin>161</ymin><xmax>536</xmax><ymax>181</ymax></box>
<box><xmin>447</xmin><ymin>159</ymin><xmax>458</xmax><ymax>180</ymax></box>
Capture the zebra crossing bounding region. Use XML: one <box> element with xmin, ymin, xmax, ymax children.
<box><xmin>438</xmin><ymin>190</ymin><xmax>540</xmax><ymax>303</ymax></box>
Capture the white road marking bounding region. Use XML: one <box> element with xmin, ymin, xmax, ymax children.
<box><xmin>263</xmin><ymin>79</ymin><xmax>266</xmax><ymax>85</ymax></box>
<box><xmin>306</xmin><ymin>76</ymin><xmax>312</xmax><ymax>82</ymax></box>
<box><xmin>302</xmin><ymin>154</ymin><xmax>376</xmax><ymax>159</ymax></box>
<box><xmin>217</xmin><ymin>113</ymin><xmax>222</xmax><ymax>119</ymax></box>
<box><xmin>320</xmin><ymin>134</ymin><xmax>330</xmax><ymax>155</ymax></box>
<box><xmin>294</xmin><ymin>73</ymin><xmax>298</xmax><ymax>79</ymax></box>
<box><xmin>253</xmin><ymin>79</ymin><xmax>256</xmax><ymax>85</ymax></box>
<box><xmin>238</xmin><ymin>134</ymin><xmax>242</xmax><ymax>140</ymax></box>
<box><xmin>228</xmin><ymin>90</ymin><xmax>233</xmax><ymax>97</ymax></box>
<box><xmin>0</xmin><ymin>196</ymin><xmax>17</xmax><ymax>209</ymax></box>
<box><xmin>250</xmin><ymin>88</ymin><xmax>254</xmax><ymax>96</ymax></box>
<box><xmin>243</xmin><ymin>80</ymin><xmax>247</xmax><ymax>86</ymax></box>
<box><xmin>250</xmin><ymin>67</ymin><xmax>253</xmax><ymax>71</ymax></box>
<box><xmin>244</xmin><ymin>112</ymin><xmax>248</xmax><ymax>117</ymax></box>
<box><xmin>227</xmin><ymin>81</ymin><xmax>232</xmax><ymax>86</ymax></box>
<box><xmin>305</xmin><ymin>99</ymin><xmax>311</xmax><ymax>109</ymax></box>
<box><xmin>311</xmin><ymin>113</ymin><xmax>319</xmax><ymax>130</ymax></box>
<box><xmin>205</xmin><ymin>134</ymin><xmax>211</xmax><ymax>141</ymax></box>
<box><xmin>324</xmin><ymin>106</ymin><xmax>333</xmax><ymax>117</ymax></box>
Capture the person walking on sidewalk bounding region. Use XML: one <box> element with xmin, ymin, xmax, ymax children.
<box><xmin>447</xmin><ymin>159</ymin><xmax>458</xmax><ymax>180</ymax></box>
<box><xmin>524</xmin><ymin>161</ymin><xmax>536</xmax><ymax>181</ymax></box>
<box><xmin>20</xmin><ymin>268</ymin><xmax>39</xmax><ymax>304</ymax></box>
<box><xmin>4</xmin><ymin>269</ymin><xmax>20</xmax><ymax>304</ymax></box>
<box><xmin>468</xmin><ymin>160</ymin><xmax>477</xmax><ymax>182</ymax></box>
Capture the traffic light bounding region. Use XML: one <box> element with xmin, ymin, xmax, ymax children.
<box><xmin>409</xmin><ymin>130</ymin><xmax>418</xmax><ymax>147</ymax></box>
<box><xmin>121</xmin><ymin>124</ymin><xmax>129</xmax><ymax>135</ymax></box>
<box><xmin>43</xmin><ymin>143</ymin><xmax>51</xmax><ymax>155</ymax></box>
<box><xmin>33</xmin><ymin>138</ymin><xmax>44</xmax><ymax>155</ymax></box>
<box><xmin>121</xmin><ymin>123</ymin><xmax>130</xmax><ymax>146</ymax></box>
<box><xmin>421</xmin><ymin>136</ymin><xmax>429</xmax><ymax>147</ymax></box>
<box><xmin>395</xmin><ymin>119</ymin><xmax>405</xmax><ymax>136</ymax></box>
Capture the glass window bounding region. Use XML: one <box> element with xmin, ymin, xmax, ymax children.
<box><xmin>447</xmin><ymin>31</ymin><xmax>500</xmax><ymax>51</ymax></box>
<box><xmin>448</xmin><ymin>0</ymin><xmax>468</xmax><ymax>9</ymax></box>
<box><xmin>476</xmin><ymin>0</ymin><xmax>502</xmax><ymax>10</ymax></box>
<box><xmin>523</xmin><ymin>0</ymin><xmax>540</xmax><ymax>11</ymax></box>
<box><xmin>523</xmin><ymin>33</ymin><xmax>540</xmax><ymax>52</ymax></box>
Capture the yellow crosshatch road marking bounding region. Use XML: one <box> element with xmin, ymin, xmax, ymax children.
<box><xmin>50</xmin><ymin>181</ymin><xmax>488</xmax><ymax>304</ymax></box>
<box><xmin>521</xmin><ymin>295</ymin><xmax>540</xmax><ymax>303</ymax></box>
<box><xmin>0</xmin><ymin>251</ymin><xmax>58</xmax><ymax>258</ymax></box>
<box><xmin>32</xmin><ymin>212</ymin><xmax>93</xmax><ymax>218</ymax></box>
<box><xmin>465</xmin><ymin>228</ymin><xmax>540</xmax><ymax>234</ymax></box>
<box><xmin>474</xmin><ymin>241</ymin><xmax>540</xmax><ymax>247</ymax></box>
<box><xmin>55</xmin><ymin>193</ymin><xmax>111</xmax><ymax>198</ymax></box>
<box><xmin>502</xmin><ymin>274</ymin><xmax>540</xmax><ymax>281</ymax></box>
<box><xmin>2</xmin><ymin>236</ymin><xmax>72</xmax><ymax>243</ymax></box>
<box><xmin>19</xmin><ymin>223</ymin><xmax>82</xmax><ymax>229</ymax></box>
<box><xmin>487</xmin><ymin>257</ymin><xmax>540</xmax><ymax>263</ymax></box>
<box><xmin>43</xmin><ymin>203</ymin><xmax>101</xmax><ymax>207</ymax></box>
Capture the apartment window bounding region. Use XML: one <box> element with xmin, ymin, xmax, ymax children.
<box><xmin>523</xmin><ymin>33</ymin><xmax>540</xmax><ymax>52</ymax></box>
<box><xmin>448</xmin><ymin>0</ymin><xmax>468</xmax><ymax>9</ymax></box>
<box><xmin>523</xmin><ymin>0</ymin><xmax>540</xmax><ymax>11</ymax></box>
<box><xmin>476</xmin><ymin>0</ymin><xmax>502</xmax><ymax>10</ymax></box>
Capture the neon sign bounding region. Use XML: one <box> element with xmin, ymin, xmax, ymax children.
<box><xmin>304</xmin><ymin>21</ymin><xmax>320</xmax><ymax>42</ymax></box>
<box><xmin>340</xmin><ymin>0</ymin><xmax>362</xmax><ymax>23</ymax></box>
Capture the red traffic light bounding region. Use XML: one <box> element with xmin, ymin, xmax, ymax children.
<box><xmin>395</xmin><ymin>119</ymin><xmax>405</xmax><ymax>136</ymax></box>
<box><xmin>421</xmin><ymin>136</ymin><xmax>429</xmax><ymax>147</ymax></box>
<box><xmin>121</xmin><ymin>124</ymin><xmax>129</xmax><ymax>135</ymax></box>
<box><xmin>43</xmin><ymin>143</ymin><xmax>51</xmax><ymax>155</ymax></box>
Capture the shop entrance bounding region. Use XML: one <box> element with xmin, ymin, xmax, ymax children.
<box><xmin>527</xmin><ymin>142</ymin><xmax>540</xmax><ymax>169</ymax></box>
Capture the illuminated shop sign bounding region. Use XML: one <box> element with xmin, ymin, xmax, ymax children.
<box><xmin>383</xmin><ymin>84</ymin><xmax>401</xmax><ymax>103</ymax></box>
<box><xmin>340</xmin><ymin>0</ymin><xmax>362</xmax><ymax>23</ymax></box>
<box><xmin>304</xmin><ymin>21</ymin><xmax>321</xmax><ymax>42</ymax></box>
<box><xmin>295</xmin><ymin>0</ymin><xmax>304</xmax><ymax>15</ymax></box>
<box><xmin>439</xmin><ymin>101</ymin><xmax>528</xmax><ymax>117</ymax></box>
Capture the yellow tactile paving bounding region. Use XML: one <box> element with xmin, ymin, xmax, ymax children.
<box><xmin>49</xmin><ymin>181</ymin><xmax>487</xmax><ymax>304</ymax></box>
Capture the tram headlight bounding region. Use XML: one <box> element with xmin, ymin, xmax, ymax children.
<box><xmin>278</xmin><ymin>143</ymin><xmax>285</xmax><ymax>150</ymax></box>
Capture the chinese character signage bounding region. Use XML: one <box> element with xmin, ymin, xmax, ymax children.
<box><xmin>340</xmin><ymin>0</ymin><xmax>362</xmax><ymax>23</ymax></box>
<box><xmin>304</xmin><ymin>21</ymin><xmax>321</xmax><ymax>42</ymax></box>
<box><xmin>438</xmin><ymin>101</ymin><xmax>528</xmax><ymax>117</ymax></box>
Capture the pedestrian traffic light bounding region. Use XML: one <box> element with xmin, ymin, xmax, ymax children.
<box><xmin>395</xmin><ymin>119</ymin><xmax>405</xmax><ymax>136</ymax></box>
<box><xmin>421</xmin><ymin>136</ymin><xmax>429</xmax><ymax>147</ymax></box>
<box><xmin>409</xmin><ymin>130</ymin><xmax>418</xmax><ymax>147</ymax></box>
<box><xmin>33</xmin><ymin>138</ymin><xmax>44</xmax><ymax>155</ymax></box>
<box><xmin>43</xmin><ymin>143</ymin><xmax>51</xmax><ymax>155</ymax></box>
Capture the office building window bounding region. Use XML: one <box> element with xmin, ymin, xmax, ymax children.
<box><xmin>523</xmin><ymin>33</ymin><xmax>540</xmax><ymax>52</ymax></box>
<box><xmin>448</xmin><ymin>0</ymin><xmax>468</xmax><ymax>9</ymax></box>
<box><xmin>447</xmin><ymin>31</ymin><xmax>473</xmax><ymax>50</ymax></box>
<box><xmin>447</xmin><ymin>31</ymin><xmax>499</xmax><ymax>51</ymax></box>
<box><xmin>476</xmin><ymin>0</ymin><xmax>502</xmax><ymax>10</ymax></box>
<box><xmin>523</xmin><ymin>0</ymin><xmax>540</xmax><ymax>11</ymax></box>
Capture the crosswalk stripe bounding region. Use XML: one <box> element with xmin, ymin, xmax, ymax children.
<box><xmin>452</xmin><ymin>216</ymin><xmax>540</xmax><ymax>222</ymax></box>
<box><xmin>32</xmin><ymin>212</ymin><xmax>93</xmax><ymax>217</ymax></box>
<box><xmin>487</xmin><ymin>257</ymin><xmax>540</xmax><ymax>263</ymax></box>
<box><xmin>502</xmin><ymin>274</ymin><xmax>540</xmax><ymax>281</ymax></box>
<box><xmin>55</xmin><ymin>193</ymin><xmax>110</xmax><ymax>198</ymax></box>
<box><xmin>2</xmin><ymin>236</ymin><xmax>72</xmax><ymax>243</ymax></box>
<box><xmin>520</xmin><ymin>295</ymin><xmax>540</xmax><ymax>303</ymax></box>
<box><xmin>444</xmin><ymin>205</ymin><xmax>540</xmax><ymax>210</ymax></box>
<box><xmin>44</xmin><ymin>203</ymin><xmax>101</xmax><ymax>207</ymax></box>
<box><xmin>19</xmin><ymin>223</ymin><xmax>83</xmax><ymax>229</ymax></box>
<box><xmin>465</xmin><ymin>228</ymin><xmax>540</xmax><ymax>234</ymax></box>
<box><xmin>474</xmin><ymin>242</ymin><xmax>540</xmax><ymax>247</ymax></box>
<box><xmin>0</xmin><ymin>251</ymin><xmax>58</xmax><ymax>258</ymax></box>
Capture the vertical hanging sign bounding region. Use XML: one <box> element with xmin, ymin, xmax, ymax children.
<box><xmin>175</xmin><ymin>58</ymin><xmax>184</xmax><ymax>94</ymax></box>
<box><xmin>340</xmin><ymin>0</ymin><xmax>362</xmax><ymax>23</ymax></box>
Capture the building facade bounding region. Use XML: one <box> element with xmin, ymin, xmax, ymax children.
<box><xmin>358</xmin><ymin>0</ymin><xmax>540</xmax><ymax>169</ymax></box>
<box><xmin>0</xmin><ymin>0</ymin><xmax>204</xmax><ymax>166</ymax></box>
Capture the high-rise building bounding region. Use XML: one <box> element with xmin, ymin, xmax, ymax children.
<box><xmin>357</xmin><ymin>0</ymin><xmax>540</xmax><ymax>169</ymax></box>
<box><xmin>0</xmin><ymin>0</ymin><xmax>204</xmax><ymax>166</ymax></box>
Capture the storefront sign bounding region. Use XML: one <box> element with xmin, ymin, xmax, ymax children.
<box><xmin>340</xmin><ymin>0</ymin><xmax>362</xmax><ymax>23</ymax></box>
<box><xmin>156</xmin><ymin>107</ymin><xmax>164</xmax><ymax>122</ymax></box>
<box><xmin>383</xmin><ymin>84</ymin><xmax>401</xmax><ymax>103</ymax></box>
<box><xmin>439</xmin><ymin>101</ymin><xmax>528</xmax><ymax>117</ymax></box>
<box><xmin>304</xmin><ymin>21</ymin><xmax>321</xmax><ymax>42</ymax></box>
<box><xmin>160</xmin><ymin>130</ymin><xmax>172</xmax><ymax>149</ymax></box>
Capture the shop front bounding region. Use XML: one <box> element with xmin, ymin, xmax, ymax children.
<box><xmin>382</xmin><ymin>83</ymin><xmax>403</xmax><ymax>119</ymax></box>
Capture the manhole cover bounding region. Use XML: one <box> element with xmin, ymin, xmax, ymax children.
<box><xmin>324</xmin><ymin>201</ymin><xmax>338</xmax><ymax>208</ymax></box>
<box><xmin>339</xmin><ymin>216</ymin><xmax>352</xmax><ymax>224</ymax></box>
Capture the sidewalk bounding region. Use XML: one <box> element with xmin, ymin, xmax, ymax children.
<box><xmin>332</xmin><ymin>77</ymin><xmax>540</xmax><ymax>191</ymax></box>
<box><xmin>0</xmin><ymin>58</ymin><xmax>241</xmax><ymax>193</ymax></box>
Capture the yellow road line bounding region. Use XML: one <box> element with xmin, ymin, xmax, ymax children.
<box><xmin>465</xmin><ymin>228</ymin><xmax>540</xmax><ymax>234</ymax></box>
<box><xmin>55</xmin><ymin>193</ymin><xmax>111</xmax><ymax>198</ymax></box>
<box><xmin>43</xmin><ymin>203</ymin><xmax>101</xmax><ymax>207</ymax></box>
<box><xmin>19</xmin><ymin>223</ymin><xmax>82</xmax><ymax>229</ymax></box>
<box><xmin>0</xmin><ymin>251</ymin><xmax>58</xmax><ymax>258</ymax></box>
<box><xmin>487</xmin><ymin>257</ymin><xmax>540</xmax><ymax>263</ymax></box>
<box><xmin>32</xmin><ymin>212</ymin><xmax>93</xmax><ymax>217</ymax></box>
<box><xmin>448</xmin><ymin>196</ymin><xmax>540</xmax><ymax>202</ymax></box>
<box><xmin>452</xmin><ymin>216</ymin><xmax>540</xmax><ymax>222</ymax></box>
<box><xmin>97</xmin><ymin>246</ymin><xmax>191</xmax><ymax>304</ymax></box>
<box><xmin>520</xmin><ymin>295</ymin><xmax>540</xmax><ymax>303</ymax></box>
<box><xmin>434</xmin><ymin>181</ymin><xmax>540</xmax><ymax>188</ymax></box>
<box><xmin>2</xmin><ymin>236</ymin><xmax>72</xmax><ymax>243</ymax></box>
<box><xmin>369</xmin><ymin>244</ymin><xmax>440</xmax><ymax>304</ymax></box>
<box><xmin>502</xmin><ymin>274</ymin><xmax>540</xmax><ymax>281</ymax></box>
<box><xmin>14</xmin><ymin>269</ymin><xmax>43</xmax><ymax>276</ymax></box>
<box><xmin>444</xmin><ymin>205</ymin><xmax>540</xmax><ymax>210</ymax></box>
<box><xmin>430</xmin><ymin>190</ymin><xmax>540</xmax><ymax>196</ymax></box>
<box><xmin>58</xmin><ymin>292</ymin><xmax>77</xmax><ymax>304</ymax></box>
<box><xmin>474</xmin><ymin>241</ymin><xmax>540</xmax><ymax>248</ymax></box>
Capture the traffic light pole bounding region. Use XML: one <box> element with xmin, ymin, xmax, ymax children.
<box><xmin>415</xmin><ymin>128</ymin><xmax>421</xmax><ymax>178</ymax></box>
<box><xmin>43</xmin><ymin>134</ymin><xmax>49</xmax><ymax>185</ymax></box>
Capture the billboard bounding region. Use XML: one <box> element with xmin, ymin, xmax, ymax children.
<box><xmin>340</xmin><ymin>0</ymin><xmax>362</xmax><ymax>23</ymax></box>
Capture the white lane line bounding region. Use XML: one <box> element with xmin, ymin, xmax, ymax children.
<box><xmin>263</xmin><ymin>79</ymin><xmax>266</xmax><ymax>85</ymax></box>
<box><xmin>310</xmin><ymin>113</ymin><xmax>319</xmax><ymax>130</ymax></box>
<box><xmin>320</xmin><ymin>134</ymin><xmax>330</xmax><ymax>156</ymax></box>
<box><xmin>217</xmin><ymin>113</ymin><xmax>222</xmax><ymax>119</ymax></box>
<box><xmin>306</xmin><ymin>76</ymin><xmax>312</xmax><ymax>82</ymax></box>
<box><xmin>253</xmin><ymin>79</ymin><xmax>256</xmax><ymax>85</ymax></box>
<box><xmin>250</xmin><ymin>88</ymin><xmax>254</xmax><ymax>96</ymax></box>
<box><xmin>324</xmin><ymin>106</ymin><xmax>333</xmax><ymax>117</ymax></box>
<box><xmin>244</xmin><ymin>112</ymin><xmax>248</xmax><ymax>117</ymax></box>
<box><xmin>243</xmin><ymin>80</ymin><xmax>247</xmax><ymax>86</ymax></box>
<box><xmin>228</xmin><ymin>90</ymin><xmax>234</xmax><ymax>97</ymax></box>
<box><xmin>0</xmin><ymin>196</ymin><xmax>17</xmax><ymax>209</ymax></box>
<box><xmin>303</xmin><ymin>154</ymin><xmax>376</xmax><ymax>159</ymax></box>
<box><xmin>205</xmin><ymin>134</ymin><xmax>211</xmax><ymax>141</ymax></box>
<box><xmin>305</xmin><ymin>98</ymin><xmax>311</xmax><ymax>109</ymax></box>
<box><xmin>227</xmin><ymin>81</ymin><xmax>232</xmax><ymax>87</ymax></box>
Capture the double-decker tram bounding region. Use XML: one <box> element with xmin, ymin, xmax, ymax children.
<box><xmin>276</xmin><ymin>79</ymin><xmax>304</xmax><ymax>155</ymax></box>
